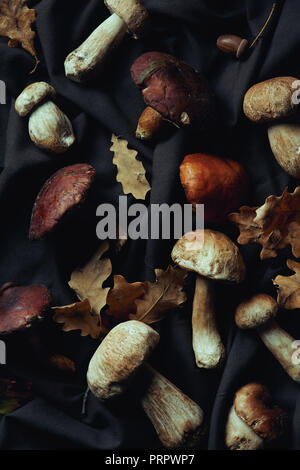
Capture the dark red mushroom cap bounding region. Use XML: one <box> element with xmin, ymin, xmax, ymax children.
<box><xmin>0</xmin><ymin>283</ymin><xmax>52</xmax><ymax>334</ymax></box>
<box><xmin>131</xmin><ymin>52</ymin><xmax>215</xmax><ymax>129</ymax></box>
<box><xmin>29</xmin><ymin>163</ymin><xmax>96</xmax><ymax>240</ymax></box>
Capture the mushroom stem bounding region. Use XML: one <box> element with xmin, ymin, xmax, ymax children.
<box><xmin>258</xmin><ymin>319</ymin><xmax>300</xmax><ymax>382</ymax></box>
<box><xmin>192</xmin><ymin>276</ymin><xmax>225</xmax><ymax>369</ymax></box>
<box><xmin>136</xmin><ymin>106</ymin><xmax>164</xmax><ymax>140</ymax></box>
<box><xmin>225</xmin><ymin>406</ymin><xmax>264</xmax><ymax>450</ymax></box>
<box><xmin>64</xmin><ymin>13</ymin><xmax>127</xmax><ymax>83</ymax></box>
<box><xmin>141</xmin><ymin>364</ymin><xmax>204</xmax><ymax>448</ymax></box>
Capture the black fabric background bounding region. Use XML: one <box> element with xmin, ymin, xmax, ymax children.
<box><xmin>0</xmin><ymin>0</ymin><xmax>299</xmax><ymax>450</ymax></box>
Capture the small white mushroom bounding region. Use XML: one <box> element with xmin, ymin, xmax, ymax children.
<box><xmin>172</xmin><ymin>229</ymin><xmax>246</xmax><ymax>369</ymax></box>
<box><xmin>87</xmin><ymin>320</ymin><xmax>205</xmax><ymax>447</ymax></box>
<box><xmin>235</xmin><ymin>294</ymin><xmax>300</xmax><ymax>382</ymax></box>
<box><xmin>15</xmin><ymin>82</ymin><xmax>75</xmax><ymax>154</ymax></box>
<box><xmin>64</xmin><ymin>0</ymin><xmax>149</xmax><ymax>83</ymax></box>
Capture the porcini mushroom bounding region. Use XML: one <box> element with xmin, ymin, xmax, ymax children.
<box><xmin>87</xmin><ymin>320</ymin><xmax>205</xmax><ymax>447</ymax></box>
<box><xmin>64</xmin><ymin>0</ymin><xmax>149</xmax><ymax>83</ymax></box>
<box><xmin>226</xmin><ymin>382</ymin><xmax>287</xmax><ymax>450</ymax></box>
<box><xmin>15</xmin><ymin>82</ymin><xmax>75</xmax><ymax>154</ymax></box>
<box><xmin>235</xmin><ymin>294</ymin><xmax>300</xmax><ymax>382</ymax></box>
<box><xmin>172</xmin><ymin>230</ymin><xmax>246</xmax><ymax>369</ymax></box>
<box><xmin>0</xmin><ymin>282</ymin><xmax>51</xmax><ymax>335</ymax></box>
<box><xmin>29</xmin><ymin>163</ymin><xmax>96</xmax><ymax>240</ymax></box>
<box><xmin>180</xmin><ymin>153</ymin><xmax>249</xmax><ymax>224</ymax></box>
<box><xmin>131</xmin><ymin>52</ymin><xmax>215</xmax><ymax>140</ymax></box>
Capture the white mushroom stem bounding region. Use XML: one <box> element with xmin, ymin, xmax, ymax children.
<box><xmin>192</xmin><ymin>276</ymin><xmax>225</xmax><ymax>369</ymax></box>
<box><xmin>225</xmin><ymin>406</ymin><xmax>264</xmax><ymax>450</ymax></box>
<box><xmin>141</xmin><ymin>364</ymin><xmax>204</xmax><ymax>448</ymax></box>
<box><xmin>64</xmin><ymin>14</ymin><xmax>127</xmax><ymax>83</ymax></box>
<box><xmin>258</xmin><ymin>319</ymin><xmax>300</xmax><ymax>382</ymax></box>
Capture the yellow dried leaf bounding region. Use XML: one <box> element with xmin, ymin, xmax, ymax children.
<box><xmin>230</xmin><ymin>187</ymin><xmax>300</xmax><ymax>260</ymax></box>
<box><xmin>68</xmin><ymin>241</ymin><xmax>112</xmax><ymax>316</ymax></box>
<box><xmin>0</xmin><ymin>0</ymin><xmax>39</xmax><ymax>72</ymax></box>
<box><xmin>110</xmin><ymin>134</ymin><xmax>151</xmax><ymax>200</ymax></box>
<box><xmin>273</xmin><ymin>259</ymin><xmax>300</xmax><ymax>310</ymax></box>
<box><xmin>52</xmin><ymin>299</ymin><xmax>101</xmax><ymax>339</ymax></box>
<box><xmin>131</xmin><ymin>266</ymin><xmax>187</xmax><ymax>324</ymax></box>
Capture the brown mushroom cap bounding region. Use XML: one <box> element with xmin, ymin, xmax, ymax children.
<box><xmin>131</xmin><ymin>52</ymin><xmax>215</xmax><ymax>130</ymax></box>
<box><xmin>235</xmin><ymin>294</ymin><xmax>278</xmax><ymax>329</ymax></box>
<box><xmin>104</xmin><ymin>0</ymin><xmax>149</xmax><ymax>37</ymax></box>
<box><xmin>234</xmin><ymin>383</ymin><xmax>288</xmax><ymax>441</ymax></box>
<box><xmin>171</xmin><ymin>229</ymin><xmax>246</xmax><ymax>283</ymax></box>
<box><xmin>29</xmin><ymin>163</ymin><xmax>96</xmax><ymax>240</ymax></box>
<box><xmin>0</xmin><ymin>283</ymin><xmax>52</xmax><ymax>335</ymax></box>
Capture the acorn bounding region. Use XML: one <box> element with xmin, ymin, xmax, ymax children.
<box><xmin>217</xmin><ymin>35</ymin><xmax>249</xmax><ymax>59</ymax></box>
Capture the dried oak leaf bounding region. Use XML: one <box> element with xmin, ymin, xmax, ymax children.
<box><xmin>0</xmin><ymin>0</ymin><xmax>39</xmax><ymax>73</ymax></box>
<box><xmin>106</xmin><ymin>274</ymin><xmax>145</xmax><ymax>322</ymax></box>
<box><xmin>47</xmin><ymin>354</ymin><xmax>76</xmax><ymax>373</ymax></box>
<box><xmin>229</xmin><ymin>187</ymin><xmax>300</xmax><ymax>260</ymax></box>
<box><xmin>130</xmin><ymin>266</ymin><xmax>187</xmax><ymax>324</ymax></box>
<box><xmin>68</xmin><ymin>241</ymin><xmax>112</xmax><ymax>317</ymax></box>
<box><xmin>0</xmin><ymin>378</ymin><xmax>32</xmax><ymax>415</ymax></box>
<box><xmin>52</xmin><ymin>299</ymin><xmax>101</xmax><ymax>339</ymax></box>
<box><xmin>110</xmin><ymin>134</ymin><xmax>151</xmax><ymax>200</ymax></box>
<box><xmin>273</xmin><ymin>259</ymin><xmax>300</xmax><ymax>310</ymax></box>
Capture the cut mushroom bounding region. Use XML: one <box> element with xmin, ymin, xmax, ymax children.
<box><xmin>172</xmin><ymin>229</ymin><xmax>246</xmax><ymax>369</ymax></box>
<box><xmin>87</xmin><ymin>320</ymin><xmax>205</xmax><ymax>447</ymax></box>
<box><xmin>235</xmin><ymin>294</ymin><xmax>300</xmax><ymax>382</ymax></box>
<box><xmin>131</xmin><ymin>52</ymin><xmax>215</xmax><ymax>140</ymax></box>
<box><xmin>65</xmin><ymin>0</ymin><xmax>149</xmax><ymax>82</ymax></box>
<box><xmin>226</xmin><ymin>383</ymin><xmax>287</xmax><ymax>450</ymax></box>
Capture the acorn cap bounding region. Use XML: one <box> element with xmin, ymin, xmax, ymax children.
<box><xmin>0</xmin><ymin>283</ymin><xmax>52</xmax><ymax>335</ymax></box>
<box><xmin>235</xmin><ymin>293</ymin><xmax>278</xmax><ymax>329</ymax></box>
<box><xmin>171</xmin><ymin>229</ymin><xmax>246</xmax><ymax>283</ymax></box>
<box><xmin>29</xmin><ymin>163</ymin><xmax>96</xmax><ymax>240</ymax></box>
<box><xmin>15</xmin><ymin>82</ymin><xmax>56</xmax><ymax>117</ymax></box>
<box><xmin>131</xmin><ymin>52</ymin><xmax>215</xmax><ymax>130</ymax></box>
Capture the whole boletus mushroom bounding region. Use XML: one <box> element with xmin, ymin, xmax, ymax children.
<box><xmin>180</xmin><ymin>153</ymin><xmax>249</xmax><ymax>223</ymax></box>
<box><xmin>226</xmin><ymin>382</ymin><xmax>287</xmax><ymax>450</ymax></box>
<box><xmin>235</xmin><ymin>294</ymin><xmax>300</xmax><ymax>382</ymax></box>
<box><xmin>172</xmin><ymin>229</ymin><xmax>245</xmax><ymax>369</ymax></box>
<box><xmin>131</xmin><ymin>52</ymin><xmax>215</xmax><ymax>140</ymax></box>
<box><xmin>268</xmin><ymin>123</ymin><xmax>300</xmax><ymax>178</ymax></box>
<box><xmin>29</xmin><ymin>163</ymin><xmax>96</xmax><ymax>240</ymax></box>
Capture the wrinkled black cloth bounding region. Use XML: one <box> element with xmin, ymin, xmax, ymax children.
<box><xmin>0</xmin><ymin>0</ymin><xmax>299</xmax><ymax>450</ymax></box>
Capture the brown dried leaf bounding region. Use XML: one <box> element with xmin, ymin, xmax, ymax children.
<box><xmin>273</xmin><ymin>259</ymin><xmax>300</xmax><ymax>310</ymax></box>
<box><xmin>229</xmin><ymin>187</ymin><xmax>300</xmax><ymax>260</ymax></box>
<box><xmin>0</xmin><ymin>0</ymin><xmax>39</xmax><ymax>73</ymax></box>
<box><xmin>106</xmin><ymin>274</ymin><xmax>145</xmax><ymax>322</ymax></box>
<box><xmin>110</xmin><ymin>134</ymin><xmax>151</xmax><ymax>200</ymax></box>
<box><xmin>52</xmin><ymin>299</ymin><xmax>101</xmax><ymax>339</ymax></box>
<box><xmin>47</xmin><ymin>354</ymin><xmax>76</xmax><ymax>373</ymax></box>
<box><xmin>68</xmin><ymin>241</ymin><xmax>112</xmax><ymax>317</ymax></box>
<box><xmin>131</xmin><ymin>266</ymin><xmax>187</xmax><ymax>324</ymax></box>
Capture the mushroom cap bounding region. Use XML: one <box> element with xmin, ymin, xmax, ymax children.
<box><xmin>234</xmin><ymin>383</ymin><xmax>288</xmax><ymax>441</ymax></box>
<box><xmin>15</xmin><ymin>82</ymin><xmax>56</xmax><ymax>117</ymax></box>
<box><xmin>235</xmin><ymin>293</ymin><xmax>278</xmax><ymax>329</ymax></box>
<box><xmin>87</xmin><ymin>320</ymin><xmax>159</xmax><ymax>400</ymax></box>
<box><xmin>225</xmin><ymin>405</ymin><xmax>263</xmax><ymax>450</ymax></box>
<box><xmin>131</xmin><ymin>52</ymin><xmax>215</xmax><ymax>129</ymax></box>
<box><xmin>0</xmin><ymin>283</ymin><xmax>52</xmax><ymax>335</ymax></box>
<box><xmin>104</xmin><ymin>0</ymin><xmax>149</xmax><ymax>37</ymax></box>
<box><xmin>180</xmin><ymin>153</ymin><xmax>249</xmax><ymax>223</ymax></box>
<box><xmin>171</xmin><ymin>229</ymin><xmax>246</xmax><ymax>283</ymax></box>
<box><xmin>29</xmin><ymin>163</ymin><xmax>96</xmax><ymax>240</ymax></box>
